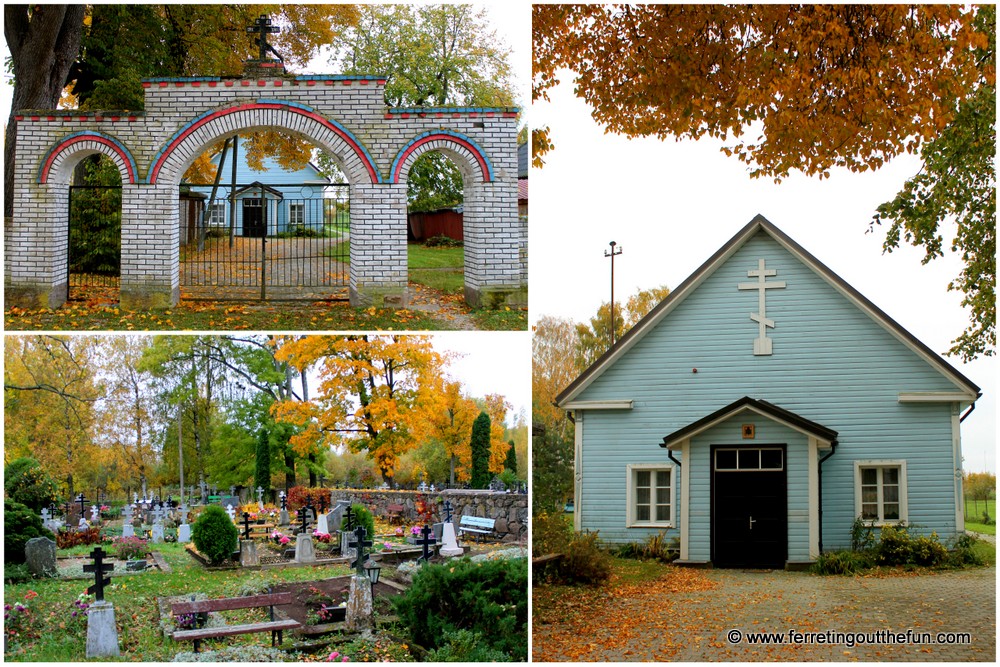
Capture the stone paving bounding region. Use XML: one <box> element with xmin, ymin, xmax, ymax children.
<box><xmin>534</xmin><ymin>566</ymin><xmax>996</xmax><ymax>662</ymax></box>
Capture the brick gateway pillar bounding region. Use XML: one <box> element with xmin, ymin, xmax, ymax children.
<box><xmin>7</xmin><ymin>69</ymin><xmax>524</xmax><ymax>310</ymax></box>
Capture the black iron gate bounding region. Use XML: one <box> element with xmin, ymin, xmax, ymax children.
<box><xmin>179</xmin><ymin>183</ymin><xmax>350</xmax><ymax>301</ymax></box>
<box><xmin>68</xmin><ymin>185</ymin><xmax>122</xmax><ymax>301</ymax></box>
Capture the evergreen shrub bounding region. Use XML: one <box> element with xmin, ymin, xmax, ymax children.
<box><xmin>4</xmin><ymin>501</ymin><xmax>55</xmax><ymax>564</ymax></box>
<box><xmin>191</xmin><ymin>505</ymin><xmax>238</xmax><ymax>564</ymax></box>
<box><xmin>341</xmin><ymin>503</ymin><xmax>375</xmax><ymax>539</ymax></box>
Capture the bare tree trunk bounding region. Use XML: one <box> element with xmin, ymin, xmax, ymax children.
<box><xmin>4</xmin><ymin>5</ymin><xmax>85</xmax><ymax>216</ymax></box>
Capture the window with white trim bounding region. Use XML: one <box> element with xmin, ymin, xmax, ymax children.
<box><xmin>855</xmin><ymin>461</ymin><xmax>907</xmax><ymax>525</ymax></box>
<box><xmin>289</xmin><ymin>203</ymin><xmax>305</xmax><ymax>226</ymax></box>
<box><xmin>626</xmin><ymin>464</ymin><xmax>673</xmax><ymax>527</ymax></box>
<box><xmin>207</xmin><ymin>202</ymin><xmax>226</xmax><ymax>227</ymax></box>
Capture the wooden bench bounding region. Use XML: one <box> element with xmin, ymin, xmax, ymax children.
<box><xmin>458</xmin><ymin>515</ymin><xmax>497</xmax><ymax>542</ymax></box>
<box><xmin>386</xmin><ymin>504</ymin><xmax>405</xmax><ymax>525</ymax></box>
<box><xmin>245</xmin><ymin>523</ymin><xmax>276</xmax><ymax>540</ymax></box>
<box><xmin>170</xmin><ymin>592</ymin><xmax>300</xmax><ymax>653</ymax></box>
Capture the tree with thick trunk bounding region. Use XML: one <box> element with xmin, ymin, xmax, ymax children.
<box><xmin>4</xmin><ymin>5</ymin><xmax>85</xmax><ymax>217</ymax></box>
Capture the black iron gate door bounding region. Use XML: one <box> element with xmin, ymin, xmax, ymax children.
<box><xmin>68</xmin><ymin>185</ymin><xmax>122</xmax><ymax>301</ymax></box>
<box><xmin>180</xmin><ymin>184</ymin><xmax>350</xmax><ymax>301</ymax></box>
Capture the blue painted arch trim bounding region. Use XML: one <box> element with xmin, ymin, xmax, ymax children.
<box><xmin>38</xmin><ymin>130</ymin><xmax>138</xmax><ymax>184</ymax></box>
<box><xmin>390</xmin><ymin>129</ymin><xmax>494</xmax><ymax>183</ymax></box>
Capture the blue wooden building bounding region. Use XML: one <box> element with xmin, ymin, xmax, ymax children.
<box><xmin>556</xmin><ymin>215</ymin><xmax>981</xmax><ymax>569</ymax></box>
<box><xmin>188</xmin><ymin>151</ymin><xmax>337</xmax><ymax>238</ymax></box>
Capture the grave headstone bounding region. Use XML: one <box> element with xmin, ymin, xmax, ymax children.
<box><xmin>241</xmin><ymin>512</ymin><xmax>252</xmax><ymax>540</ymax></box>
<box><xmin>25</xmin><ymin>536</ymin><xmax>57</xmax><ymax>577</ymax></box>
<box><xmin>416</xmin><ymin>524</ymin><xmax>436</xmax><ymax>563</ymax></box>
<box><xmin>177</xmin><ymin>503</ymin><xmax>190</xmax><ymax>543</ymax></box>
<box><xmin>121</xmin><ymin>504</ymin><xmax>135</xmax><ymax>538</ymax></box>
<box><xmin>225</xmin><ymin>504</ymin><xmax>236</xmax><ymax>523</ymax></box>
<box><xmin>240</xmin><ymin>540</ymin><xmax>259</xmax><ymax>566</ymax></box>
<box><xmin>295</xmin><ymin>531</ymin><xmax>316</xmax><ymax>564</ymax></box>
<box><xmin>91</xmin><ymin>505</ymin><xmax>100</xmax><ymax>523</ymax></box>
<box><xmin>125</xmin><ymin>560</ymin><xmax>148</xmax><ymax>572</ymax></box>
<box><xmin>345</xmin><ymin>526</ymin><xmax>374</xmax><ymax>632</ymax></box>
<box><xmin>219</xmin><ymin>495</ymin><xmax>240</xmax><ymax>511</ymax></box>
<box><xmin>257</xmin><ymin>486</ymin><xmax>265</xmax><ymax>511</ymax></box>
<box><xmin>489</xmin><ymin>475</ymin><xmax>506</xmax><ymax>492</ymax></box>
<box><xmin>86</xmin><ymin>600</ymin><xmax>121</xmax><ymax>658</ymax></box>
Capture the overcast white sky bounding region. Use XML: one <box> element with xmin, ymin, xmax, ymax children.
<box><xmin>531</xmin><ymin>68</ymin><xmax>996</xmax><ymax>473</ymax></box>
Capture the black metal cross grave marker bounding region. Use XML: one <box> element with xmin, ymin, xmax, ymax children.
<box><xmin>84</xmin><ymin>546</ymin><xmax>114</xmax><ymax>601</ymax></box>
<box><xmin>344</xmin><ymin>505</ymin><xmax>355</xmax><ymax>531</ymax></box>
<box><xmin>442</xmin><ymin>500</ymin><xmax>454</xmax><ymax>523</ymax></box>
<box><xmin>416</xmin><ymin>524</ymin><xmax>436</xmax><ymax>563</ymax></box>
<box><xmin>348</xmin><ymin>526</ymin><xmax>373</xmax><ymax>576</ymax></box>
<box><xmin>76</xmin><ymin>493</ymin><xmax>88</xmax><ymax>517</ymax></box>
<box><xmin>247</xmin><ymin>15</ymin><xmax>280</xmax><ymax>62</ymax></box>
<box><xmin>241</xmin><ymin>512</ymin><xmax>252</xmax><ymax>539</ymax></box>
<box><xmin>297</xmin><ymin>506</ymin><xmax>309</xmax><ymax>533</ymax></box>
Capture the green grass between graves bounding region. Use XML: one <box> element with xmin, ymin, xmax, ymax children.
<box><xmin>4</xmin><ymin>541</ymin><xmax>355</xmax><ymax>661</ymax></box>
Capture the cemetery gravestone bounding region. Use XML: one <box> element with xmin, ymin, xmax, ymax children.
<box><xmin>84</xmin><ymin>547</ymin><xmax>120</xmax><ymax>658</ymax></box>
<box><xmin>345</xmin><ymin>526</ymin><xmax>374</xmax><ymax>632</ymax></box>
<box><xmin>150</xmin><ymin>505</ymin><xmax>165</xmax><ymax>544</ymax></box>
<box><xmin>121</xmin><ymin>504</ymin><xmax>135</xmax><ymax>538</ymax></box>
<box><xmin>177</xmin><ymin>503</ymin><xmax>190</xmax><ymax>543</ymax></box>
<box><xmin>25</xmin><ymin>536</ymin><xmax>57</xmax><ymax>577</ymax></box>
<box><xmin>416</xmin><ymin>525</ymin><xmax>436</xmax><ymax>563</ymax></box>
<box><xmin>439</xmin><ymin>500</ymin><xmax>464</xmax><ymax>557</ymax></box>
<box><xmin>225</xmin><ymin>504</ymin><xmax>236</xmax><ymax>523</ymax></box>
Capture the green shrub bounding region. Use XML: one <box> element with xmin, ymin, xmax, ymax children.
<box><xmin>393</xmin><ymin>557</ymin><xmax>527</xmax><ymax>661</ymax></box>
<box><xmin>874</xmin><ymin>524</ymin><xmax>912</xmax><ymax>565</ymax></box>
<box><xmin>191</xmin><ymin>505</ymin><xmax>239</xmax><ymax>564</ymax></box>
<box><xmin>946</xmin><ymin>534</ymin><xmax>986</xmax><ymax>567</ymax></box>
<box><xmin>341</xmin><ymin>503</ymin><xmax>375</xmax><ymax>540</ymax></box>
<box><xmin>4</xmin><ymin>458</ymin><xmax>58</xmax><ymax>511</ymax></box>
<box><xmin>909</xmin><ymin>534</ymin><xmax>948</xmax><ymax>566</ymax></box>
<box><xmin>4</xmin><ymin>563</ymin><xmax>34</xmax><ymax>584</ymax></box>
<box><xmin>559</xmin><ymin>531</ymin><xmax>613</xmax><ymax>585</ymax></box>
<box><xmin>424</xmin><ymin>234</ymin><xmax>462</xmax><ymax>248</ymax></box>
<box><xmin>426</xmin><ymin>629</ymin><xmax>512</xmax><ymax>662</ymax></box>
<box><xmin>531</xmin><ymin>511</ymin><xmax>571</xmax><ymax>557</ymax></box>
<box><xmin>4</xmin><ymin>501</ymin><xmax>55</xmax><ymax>564</ymax></box>
<box><xmin>850</xmin><ymin>516</ymin><xmax>876</xmax><ymax>552</ymax></box>
<box><xmin>811</xmin><ymin>550</ymin><xmax>873</xmax><ymax>575</ymax></box>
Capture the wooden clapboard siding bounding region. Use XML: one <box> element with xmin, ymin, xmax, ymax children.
<box><xmin>574</xmin><ymin>228</ymin><xmax>967</xmax><ymax>552</ymax></box>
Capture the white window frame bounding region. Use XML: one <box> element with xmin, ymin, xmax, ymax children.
<box><xmin>289</xmin><ymin>202</ymin><xmax>305</xmax><ymax>226</ymax></box>
<box><xmin>626</xmin><ymin>463</ymin><xmax>675</xmax><ymax>528</ymax></box>
<box><xmin>207</xmin><ymin>202</ymin><xmax>226</xmax><ymax>227</ymax></box>
<box><xmin>854</xmin><ymin>460</ymin><xmax>908</xmax><ymax>526</ymax></box>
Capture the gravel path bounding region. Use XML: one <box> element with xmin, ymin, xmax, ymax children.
<box><xmin>534</xmin><ymin>566</ymin><xmax>995</xmax><ymax>662</ymax></box>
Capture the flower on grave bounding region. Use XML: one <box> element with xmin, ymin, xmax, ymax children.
<box><xmin>410</xmin><ymin>525</ymin><xmax>421</xmax><ymax>536</ymax></box>
<box><xmin>313</xmin><ymin>531</ymin><xmax>332</xmax><ymax>543</ymax></box>
<box><xmin>327</xmin><ymin>651</ymin><xmax>350</xmax><ymax>662</ymax></box>
<box><xmin>271</xmin><ymin>530</ymin><xmax>283</xmax><ymax>540</ymax></box>
<box><xmin>382</xmin><ymin>542</ymin><xmax>393</xmax><ymax>551</ymax></box>
<box><xmin>394</xmin><ymin>526</ymin><xmax>404</xmax><ymax>537</ymax></box>
<box><xmin>279</xmin><ymin>535</ymin><xmax>290</xmax><ymax>545</ymax></box>
<box><xmin>100</xmin><ymin>505</ymin><xmax>110</xmax><ymax>511</ymax></box>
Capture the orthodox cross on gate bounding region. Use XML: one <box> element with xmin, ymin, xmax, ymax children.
<box><xmin>442</xmin><ymin>500</ymin><xmax>454</xmax><ymax>523</ymax></box>
<box><xmin>247</xmin><ymin>15</ymin><xmax>282</xmax><ymax>62</ymax></box>
<box><xmin>84</xmin><ymin>547</ymin><xmax>114</xmax><ymax>602</ymax></box>
<box><xmin>416</xmin><ymin>525</ymin><xmax>436</xmax><ymax>563</ymax></box>
<box><xmin>241</xmin><ymin>512</ymin><xmax>252</xmax><ymax>539</ymax></box>
<box><xmin>344</xmin><ymin>505</ymin><xmax>355</xmax><ymax>531</ymax></box>
<box><xmin>738</xmin><ymin>258</ymin><xmax>786</xmax><ymax>356</ymax></box>
<box><xmin>348</xmin><ymin>526</ymin><xmax>373</xmax><ymax>576</ymax></box>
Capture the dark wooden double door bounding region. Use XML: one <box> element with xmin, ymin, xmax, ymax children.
<box><xmin>711</xmin><ymin>446</ymin><xmax>787</xmax><ymax>568</ymax></box>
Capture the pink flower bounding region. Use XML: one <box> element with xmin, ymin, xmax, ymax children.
<box><xmin>279</xmin><ymin>536</ymin><xmax>290</xmax><ymax>545</ymax></box>
<box><xmin>410</xmin><ymin>525</ymin><xmax>421</xmax><ymax>536</ymax></box>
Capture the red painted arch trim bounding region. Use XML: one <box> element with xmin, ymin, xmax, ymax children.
<box><xmin>391</xmin><ymin>133</ymin><xmax>493</xmax><ymax>184</ymax></box>
<box><xmin>39</xmin><ymin>133</ymin><xmax>137</xmax><ymax>184</ymax></box>
<box><xmin>148</xmin><ymin>102</ymin><xmax>380</xmax><ymax>184</ymax></box>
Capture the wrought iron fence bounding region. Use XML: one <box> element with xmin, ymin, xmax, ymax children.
<box><xmin>180</xmin><ymin>183</ymin><xmax>350</xmax><ymax>301</ymax></box>
<box><xmin>68</xmin><ymin>185</ymin><xmax>122</xmax><ymax>300</ymax></box>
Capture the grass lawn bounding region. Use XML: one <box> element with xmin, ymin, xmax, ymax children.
<box><xmin>328</xmin><ymin>241</ymin><xmax>466</xmax><ymax>294</ymax></box>
<box><xmin>4</xmin><ymin>541</ymin><xmax>359</xmax><ymax>661</ymax></box>
<box><xmin>964</xmin><ymin>498</ymin><xmax>996</xmax><ymax>535</ymax></box>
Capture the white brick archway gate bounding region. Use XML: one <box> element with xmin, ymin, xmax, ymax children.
<box><xmin>7</xmin><ymin>72</ymin><xmax>524</xmax><ymax>310</ymax></box>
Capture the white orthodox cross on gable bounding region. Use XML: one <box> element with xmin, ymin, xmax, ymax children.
<box><xmin>738</xmin><ymin>258</ymin><xmax>786</xmax><ymax>355</ymax></box>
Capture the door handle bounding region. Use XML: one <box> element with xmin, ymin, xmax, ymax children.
<box><xmin>749</xmin><ymin>515</ymin><xmax>756</xmax><ymax>530</ymax></box>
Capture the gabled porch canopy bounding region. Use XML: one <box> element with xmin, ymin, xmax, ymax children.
<box><xmin>660</xmin><ymin>396</ymin><xmax>838</xmax><ymax>450</ymax></box>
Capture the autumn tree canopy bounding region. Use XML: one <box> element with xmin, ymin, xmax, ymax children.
<box><xmin>533</xmin><ymin>4</ymin><xmax>995</xmax><ymax>359</ymax></box>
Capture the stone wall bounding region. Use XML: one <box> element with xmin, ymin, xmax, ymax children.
<box><xmin>331</xmin><ymin>489</ymin><xmax>528</xmax><ymax>542</ymax></box>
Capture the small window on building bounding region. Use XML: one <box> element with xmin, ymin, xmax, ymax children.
<box><xmin>627</xmin><ymin>465</ymin><xmax>673</xmax><ymax>527</ymax></box>
<box><xmin>289</xmin><ymin>203</ymin><xmax>305</xmax><ymax>226</ymax></box>
<box><xmin>208</xmin><ymin>202</ymin><xmax>226</xmax><ymax>227</ymax></box>
<box><xmin>856</xmin><ymin>461</ymin><xmax>907</xmax><ymax>525</ymax></box>
<box><xmin>714</xmin><ymin>447</ymin><xmax>783</xmax><ymax>471</ymax></box>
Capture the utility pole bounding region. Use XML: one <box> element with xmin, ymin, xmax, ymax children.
<box><xmin>605</xmin><ymin>241</ymin><xmax>623</xmax><ymax>348</ymax></box>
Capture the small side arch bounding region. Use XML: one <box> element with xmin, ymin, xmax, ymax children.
<box><xmin>38</xmin><ymin>131</ymin><xmax>138</xmax><ymax>185</ymax></box>
<box><xmin>390</xmin><ymin>130</ymin><xmax>494</xmax><ymax>184</ymax></box>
